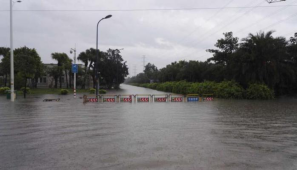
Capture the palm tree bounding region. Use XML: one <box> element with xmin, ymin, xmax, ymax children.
<box><xmin>77</xmin><ymin>48</ymin><xmax>97</xmax><ymax>89</ymax></box>
<box><xmin>51</xmin><ymin>53</ymin><xmax>70</xmax><ymax>88</ymax></box>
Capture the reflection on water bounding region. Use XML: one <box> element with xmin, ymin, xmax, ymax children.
<box><xmin>0</xmin><ymin>84</ymin><xmax>296</xmax><ymax>170</ymax></box>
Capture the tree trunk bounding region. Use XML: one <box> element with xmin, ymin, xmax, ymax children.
<box><xmin>4</xmin><ymin>74</ymin><xmax>7</xmax><ymax>86</ymax></box>
<box><xmin>59</xmin><ymin>75</ymin><xmax>62</xmax><ymax>88</ymax></box>
<box><xmin>54</xmin><ymin>76</ymin><xmax>58</xmax><ymax>88</ymax></box>
<box><xmin>69</xmin><ymin>70</ymin><xmax>72</xmax><ymax>88</ymax></box>
<box><xmin>24</xmin><ymin>78</ymin><xmax>27</xmax><ymax>98</ymax></box>
<box><xmin>92</xmin><ymin>75</ymin><xmax>96</xmax><ymax>89</ymax></box>
<box><xmin>65</xmin><ymin>70</ymin><xmax>68</xmax><ymax>88</ymax></box>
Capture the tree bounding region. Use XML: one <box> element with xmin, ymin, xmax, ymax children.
<box><xmin>0</xmin><ymin>47</ymin><xmax>10</xmax><ymax>86</ymax></box>
<box><xmin>77</xmin><ymin>48</ymin><xmax>97</xmax><ymax>89</ymax></box>
<box><xmin>207</xmin><ymin>32</ymin><xmax>239</xmax><ymax>65</ymax></box>
<box><xmin>78</xmin><ymin>48</ymin><xmax>129</xmax><ymax>89</ymax></box>
<box><xmin>14</xmin><ymin>47</ymin><xmax>42</xmax><ymax>98</ymax></box>
<box><xmin>103</xmin><ymin>49</ymin><xmax>128</xmax><ymax>89</ymax></box>
<box><xmin>47</xmin><ymin>66</ymin><xmax>61</xmax><ymax>88</ymax></box>
<box><xmin>114</xmin><ymin>31</ymin><xmax>297</xmax><ymax>96</ymax></box>
<box><xmin>144</xmin><ymin>63</ymin><xmax>158</xmax><ymax>81</ymax></box>
<box><xmin>51</xmin><ymin>53</ymin><xmax>71</xmax><ymax>88</ymax></box>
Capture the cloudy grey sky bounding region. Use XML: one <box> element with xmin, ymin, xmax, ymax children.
<box><xmin>0</xmin><ymin>0</ymin><xmax>297</xmax><ymax>76</ymax></box>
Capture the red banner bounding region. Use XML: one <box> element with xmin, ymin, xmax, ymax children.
<box><xmin>138</xmin><ymin>97</ymin><xmax>149</xmax><ymax>102</ymax></box>
<box><xmin>88</xmin><ymin>98</ymin><xmax>98</xmax><ymax>102</ymax></box>
<box><xmin>155</xmin><ymin>97</ymin><xmax>167</xmax><ymax>102</ymax></box>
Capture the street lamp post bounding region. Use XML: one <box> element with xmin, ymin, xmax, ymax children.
<box><xmin>10</xmin><ymin>0</ymin><xmax>22</xmax><ymax>101</ymax></box>
<box><xmin>70</xmin><ymin>47</ymin><xmax>76</xmax><ymax>98</ymax></box>
<box><xmin>95</xmin><ymin>14</ymin><xmax>112</xmax><ymax>100</ymax></box>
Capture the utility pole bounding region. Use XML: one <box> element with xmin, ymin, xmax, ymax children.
<box><xmin>10</xmin><ymin>0</ymin><xmax>14</xmax><ymax>101</ymax></box>
<box><xmin>10</xmin><ymin>0</ymin><xmax>22</xmax><ymax>101</ymax></box>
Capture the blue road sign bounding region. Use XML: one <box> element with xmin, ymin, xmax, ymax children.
<box><xmin>187</xmin><ymin>97</ymin><xmax>199</xmax><ymax>102</ymax></box>
<box><xmin>72</xmin><ymin>64</ymin><xmax>78</xmax><ymax>73</ymax></box>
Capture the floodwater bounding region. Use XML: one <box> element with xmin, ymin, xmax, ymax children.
<box><xmin>0</xmin><ymin>84</ymin><xmax>296</xmax><ymax>170</ymax></box>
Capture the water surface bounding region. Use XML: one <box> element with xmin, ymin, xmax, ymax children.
<box><xmin>0</xmin><ymin>84</ymin><xmax>296</xmax><ymax>170</ymax></box>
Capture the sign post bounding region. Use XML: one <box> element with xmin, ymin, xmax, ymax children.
<box><xmin>72</xmin><ymin>64</ymin><xmax>78</xmax><ymax>97</ymax></box>
<box><xmin>71</xmin><ymin>51</ymin><xmax>78</xmax><ymax>98</ymax></box>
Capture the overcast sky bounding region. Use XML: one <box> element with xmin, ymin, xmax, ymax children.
<box><xmin>0</xmin><ymin>0</ymin><xmax>297</xmax><ymax>76</ymax></box>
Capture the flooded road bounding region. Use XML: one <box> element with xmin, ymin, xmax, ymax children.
<box><xmin>0</xmin><ymin>84</ymin><xmax>296</xmax><ymax>170</ymax></box>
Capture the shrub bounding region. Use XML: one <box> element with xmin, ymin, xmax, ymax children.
<box><xmin>99</xmin><ymin>89</ymin><xmax>107</xmax><ymax>94</ymax></box>
<box><xmin>156</xmin><ymin>82</ymin><xmax>174</xmax><ymax>92</ymax></box>
<box><xmin>89</xmin><ymin>88</ymin><xmax>95</xmax><ymax>94</ymax></box>
<box><xmin>245</xmin><ymin>83</ymin><xmax>274</xmax><ymax>99</ymax></box>
<box><xmin>186</xmin><ymin>81</ymin><xmax>217</xmax><ymax>95</ymax></box>
<box><xmin>0</xmin><ymin>87</ymin><xmax>10</xmax><ymax>95</ymax></box>
<box><xmin>172</xmin><ymin>81</ymin><xmax>192</xmax><ymax>95</ymax></box>
<box><xmin>215</xmin><ymin>81</ymin><xmax>244</xmax><ymax>99</ymax></box>
<box><xmin>21</xmin><ymin>87</ymin><xmax>30</xmax><ymax>94</ymax></box>
<box><xmin>148</xmin><ymin>83</ymin><xmax>158</xmax><ymax>89</ymax></box>
<box><xmin>60</xmin><ymin>89</ymin><xmax>69</xmax><ymax>95</ymax></box>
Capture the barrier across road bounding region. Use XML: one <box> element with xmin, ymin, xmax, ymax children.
<box><xmin>83</xmin><ymin>94</ymin><xmax>214</xmax><ymax>103</ymax></box>
<box><xmin>153</xmin><ymin>94</ymin><xmax>168</xmax><ymax>103</ymax></box>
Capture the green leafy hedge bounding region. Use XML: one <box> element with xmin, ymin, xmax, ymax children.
<box><xmin>130</xmin><ymin>81</ymin><xmax>274</xmax><ymax>100</ymax></box>
<box><xmin>0</xmin><ymin>87</ymin><xmax>10</xmax><ymax>95</ymax></box>
<box><xmin>215</xmin><ymin>81</ymin><xmax>244</xmax><ymax>99</ymax></box>
<box><xmin>89</xmin><ymin>88</ymin><xmax>96</xmax><ymax>94</ymax></box>
<box><xmin>99</xmin><ymin>89</ymin><xmax>107</xmax><ymax>94</ymax></box>
<box><xmin>187</xmin><ymin>81</ymin><xmax>217</xmax><ymax>95</ymax></box>
<box><xmin>60</xmin><ymin>89</ymin><xmax>69</xmax><ymax>95</ymax></box>
<box><xmin>21</xmin><ymin>87</ymin><xmax>30</xmax><ymax>94</ymax></box>
<box><xmin>245</xmin><ymin>83</ymin><xmax>274</xmax><ymax>99</ymax></box>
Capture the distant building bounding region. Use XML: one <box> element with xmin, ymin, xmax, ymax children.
<box><xmin>36</xmin><ymin>63</ymin><xmax>92</xmax><ymax>89</ymax></box>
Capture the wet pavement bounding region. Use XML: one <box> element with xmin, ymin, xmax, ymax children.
<box><xmin>0</xmin><ymin>84</ymin><xmax>296</xmax><ymax>170</ymax></box>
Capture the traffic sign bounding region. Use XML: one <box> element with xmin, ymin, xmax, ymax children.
<box><xmin>72</xmin><ymin>64</ymin><xmax>78</xmax><ymax>73</ymax></box>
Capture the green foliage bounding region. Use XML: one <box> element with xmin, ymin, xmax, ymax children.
<box><xmin>215</xmin><ymin>81</ymin><xmax>244</xmax><ymax>99</ymax></box>
<box><xmin>15</xmin><ymin>73</ymin><xmax>24</xmax><ymax>90</ymax></box>
<box><xmin>144</xmin><ymin>63</ymin><xmax>158</xmax><ymax>80</ymax></box>
<box><xmin>51</xmin><ymin>52</ymin><xmax>71</xmax><ymax>88</ymax></box>
<box><xmin>148</xmin><ymin>83</ymin><xmax>158</xmax><ymax>89</ymax></box>
<box><xmin>77</xmin><ymin>48</ymin><xmax>129</xmax><ymax>89</ymax></box>
<box><xmin>172</xmin><ymin>81</ymin><xmax>191</xmax><ymax>95</ymax></box>
<box><xmin>133</xmin><ymin>80</ymin><xmax>274</xmax><ymax>99</ymax></box>
<box><xmin>245</xmin><ymin>83</ymin><xmax>274</xmax><ymax>99</ymax></box>
<box><xmin>99</xmin><ymin>89</ymin><xmax>107</xmax><ymax>94</ymax></box>
<box><xmin>88</xmin><ymin>88</ymin><xmax>106</xmax><ymax>94</ymax></box>
<box><xmin>60</xmin><ymin>89</ymin><xmax>69</xmax><ymax>95</ymax></box>
<box><xmin>125</xmin><ymin>31</ymin><xmax>297</xmax><ymax>97</ymax></box>
<box><xmin>187</xmin><ymin>81</ymin><xmax>217</xmax><ymax>95</ymax></box>
<box><xmin>21</xmin><ymin>87</ymin><xmax>30</xmax><ymax>94</ymax></box>
<box><xmin>0</xmin><ymin>87</ymin><xmax>10</xmax><ymax>94</ymax></box>
<box><xmin>156</xmin><ymin>82</ymin><xmax>174</xmax><ymax>92</ymax></box>
<box><xmin>89</xmin><ymin>88</ymin><xmax>96</xmax><ymax>94</ymax></box>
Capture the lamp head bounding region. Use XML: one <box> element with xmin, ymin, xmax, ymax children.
<box><xmin>105</xmin><ymin>15</ymin><xmax>112</xmax><ymax>19</ymax></box>
<box><xmin>17</xmin><ymin>0</ymin><xmax>22</xmax><ymax>2</ymax></box>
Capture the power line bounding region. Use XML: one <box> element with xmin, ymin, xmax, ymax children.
<box><xmin>169</xmin><ymin>0</ymin><xmax>235</xmax><ymax>44</ymax></box>
<box><xmin>0</xmin><ymin>5</ymin><xmax>295</xmax><ymax>12</ymax></box>
<box><xmin>261</xmin><ymin>12</ymin><xmax>297</xmax><ymax>31</ymax></box>
<box><xmin>156</xmin><ymin>0</ymin><xmax>235</xmax><ymax>60</ymax></box>
<box><xmin>236</xmin><ymin>3</ymin><xmax>293</xmax><ymax>33</ymax></box>
<box><xmin>184</xmin><ymin>12</ymin><xmax>296</xmax><ymax>60</ymax></box>
<box><xmin>165</xmin><ymin>1</ymin><xmax>265</xmax><ymax>60</ymax></box>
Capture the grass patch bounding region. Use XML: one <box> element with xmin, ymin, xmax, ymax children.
<box><xmin>15</xmin><ymin>88</ymin><xmax>90</xmax><ymax>95</ymax></box>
